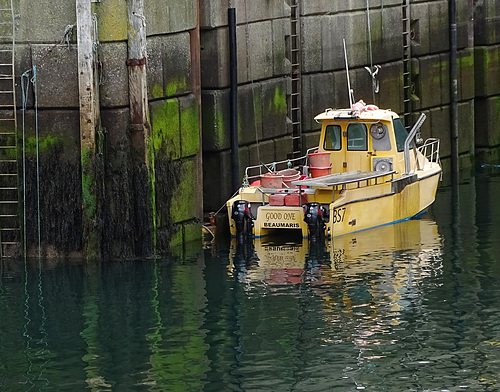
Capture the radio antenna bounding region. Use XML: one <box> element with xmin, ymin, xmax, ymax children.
<box><xmin>343</xmin><ymin>39</ymin><xmax>354</xmax><ymax>107</ymax></box>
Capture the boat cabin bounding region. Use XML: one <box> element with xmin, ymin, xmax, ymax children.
<box><xmin>314</xmin><ymin>108</ymin><xmax>414</xmax><ymax>177</ymax></box>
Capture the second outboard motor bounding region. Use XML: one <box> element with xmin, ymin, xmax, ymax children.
<box><xmin>303</xmin><ymin>202</ymin><xmax>326</xmax><ymax>241</ymax></box>
<box><xmin>232</xmin><ymin>200</ymin><xmax>254</xmax><ymax>241</ymax></box>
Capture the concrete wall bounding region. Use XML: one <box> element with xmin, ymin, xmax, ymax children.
<box><xmin>6</xmin><ymin>0</ymin><xmax>203</xmax><ymax>258</ymax></box>
<box><xmin>474</xmin><ymin>1</ymin><xmax>500</xmax><ymax>162</ymax></box>
<box><xmin>3</xmin><ymin>0</ymin><xmax>500</xmax><ymax>256</ymax></box>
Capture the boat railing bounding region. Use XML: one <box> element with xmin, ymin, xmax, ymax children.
<box><xmin>416</xmin><ymin>138</ymin><xmax>440</xmax><ymax>169</ymax></box>
<box><xmin>242</xmin><ymin>149</ymin><xmax>317</xmax><ymax>187</ymax></box>
<box><xmin>404</xmin><ymin>113</ymin><xmax>426</xmax><ymax>174</ymax></box>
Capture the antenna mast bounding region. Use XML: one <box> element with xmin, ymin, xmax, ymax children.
<box><xmin>343</xmin><ymin>39</ymin><xmax>354</xmax><ymax>107</ymax></box>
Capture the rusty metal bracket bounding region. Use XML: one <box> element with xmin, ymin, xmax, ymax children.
<box><xmin>126</xmin><ymin>57</ymin><xmax>147</xmax><ymax>67</ymax></box>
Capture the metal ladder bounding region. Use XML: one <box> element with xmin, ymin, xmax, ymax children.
<box><xmin>0</xmin><ymin>0</ymin><xmax>20</xmax><ymax>257</ymax></box>
<box><xmin>402</xmin><ymin>0</ymin><xmax>412</xmax><ymax>129</ymax></box>
<box><xmin>289</xmin><ymin>0</ymin><xmax>302</xmax><ymax>158</ymax></box>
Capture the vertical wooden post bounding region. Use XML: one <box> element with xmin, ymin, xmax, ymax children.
<box><xmin>127</xmin><ymin>0</ymin><xmax>149</xmax><ymax>159</ymax></box>
<box><xmin>77</xmin><ymin>0</ymin><xmax>96</xmax><ymax>151</ymax></box>
<box><xmin>77</xmin><ymin>0</ymin><xmax>100</xmax><ymax>258</ymax></box>
<box><xmin>127</xmin><ymin>0</ymin><xmax>154</xmax><ymax>254</ymax></box>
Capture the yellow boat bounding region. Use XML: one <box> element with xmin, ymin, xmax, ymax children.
<box><xmin>227</xmin><ymin>102</ymin><xmax>441</xmax><ymax>241</ymax></box>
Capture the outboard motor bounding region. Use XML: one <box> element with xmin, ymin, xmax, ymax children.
<box><xmin>303</xmin><ymin>202</ymin><xmax>326</xmax><ymax>241</ymax></box>
<box><xmin>232</xmin><ymin>200</ymin><xmax>254</xmax><ymax>241</ymax></box>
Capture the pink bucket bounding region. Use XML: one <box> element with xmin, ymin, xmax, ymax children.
<box><xmin>308</xmin><ymin>151</ymin><xmax>331</xmax><ymax>168</ymax></box>
<box><xmin>261</xmin><ymin>169</ymin><xmax>301</xmax><ymax>188</ymax></box>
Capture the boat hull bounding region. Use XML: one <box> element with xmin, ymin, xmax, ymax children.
<box><xmin>328</xmin><ymin>169</ymin><xmax>441</xmax><ymax>237</ymax></box>
<box><xmin>227</xmin><ymin>167</ymin><xmax>441</xmax><ymax>239</ymax></box>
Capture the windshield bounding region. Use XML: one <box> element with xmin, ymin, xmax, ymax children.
<box><xmin>393</xmin><ymin>118</ymin><xmax>410</xmax><ymax>152</ymax></box>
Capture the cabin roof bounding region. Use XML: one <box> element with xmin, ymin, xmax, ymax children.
<box><xmin>314</xmin><ymin>108</ymin><xmax>398</xmax><ymax>123</ymax></box>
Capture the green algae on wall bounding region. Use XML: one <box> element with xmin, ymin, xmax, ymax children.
<box><xmin>166</xmin><ymin>77</ymin><xmax>188</xmax><ymax>97</ymax></box>
<box><xmin>81</xmin><ymin>149</ymin><xmax>97</xmax><ymax>227</ymax></box>
<box><xmin>180</xmin><ymin>99</ymin><xmax>200</xmax><ymax>157</ymax></box>
<box><xmin>270</xmin><ymin>86</ymin><xmax>287</xmax><ymax>114</ymax></box>
<box><xmin>151</xmin><ymin>98</ymin><xmax>181</xmax><ymax>160</ymax></box>
<box><xmin>151</xmin><ymin>83</ymin><xmax>164</xmax><ymax>99</ymax></box>
<box><xmin>170</xmin><ymin>158</ymin><xmax>197</xmax><ymax>224</ymax></box>
<box><xmin>25</xmin><ymin>135</ymin><xmax>60</xmax><ymax>155</ymax></box>
<box><xmin>95</xmin><ymin>0</ymin><xmax>128</xmax><ymax>41</ymax></box>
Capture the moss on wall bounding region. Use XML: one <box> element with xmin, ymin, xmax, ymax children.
<box><xmin>269</xmin><ymin>85</ymin><xmax>287</xmax><ymax>115</ymax></box>
<box><xmin>180</xmin><ymin>99</ymin><xmax>200</xmax><ymax>157</ymax></box>
<box><xmin>151</xmin><ymin>99</ymin><xmax>181</xmax><ymax>160</ymax></box>
<box><xmin>95</xmin><ymin>0</ymin><xmax>128</xmax><ymax>42</ymax></box>
<box><xmin>170</xmin><ymin>159</ymin><xmax>197</xmax><ymax>224</ymax></box>
<box><xmin>166</xmin><ymin>77</ymin><xmax>188</xmax><ymax>97</ymax></box>
<box><xmin>151</xmin><ymin>84</ymin><xmax>164</xmax><ymax>99</ymax></box>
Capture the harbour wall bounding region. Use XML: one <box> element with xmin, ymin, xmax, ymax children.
<box><xmin>5</xmin><ymin>0</ymin><xmax>202</xmax><ymax>258</ymax></box>
<box><xmin>2</xmin><ymin>0</ymin><xmax>499</xmax><ymax>258</ymax></box>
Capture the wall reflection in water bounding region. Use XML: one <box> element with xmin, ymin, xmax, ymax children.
<box><xmin>2</xmin><ymin>169</ymin><xmax>500</xmax><ymax>391</ymax></box>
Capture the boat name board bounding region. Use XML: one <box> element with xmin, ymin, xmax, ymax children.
<box><xmin>263</xmin><ymin>211</ymin><xmax>301</xmax><ymax>228</ymax></box>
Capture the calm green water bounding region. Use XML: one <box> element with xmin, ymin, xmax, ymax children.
<box><xmin>1</xmin><ymin>168</ymin><xmax>500</xmax><ymax>391</ymax></box>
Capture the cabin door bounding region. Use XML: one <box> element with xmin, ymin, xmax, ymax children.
<box><xmin>343</xmin><ymin>123</ymin><xmax>371</xmax><ymax>172</ymax></box>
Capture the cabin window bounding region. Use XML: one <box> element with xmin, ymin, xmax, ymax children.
<box><xmin>393</xmin><ymin>118</ymin><xmax>410</xmax><ymax>152</ymax></box>
<box><xmin>347</xmin><ymin>123</ymin><xmax>367</xmax><ymax>151</ymax></box>
<box><xmin>324</xmin><ymin>125</ymin><xmax>342</xmax><ymax>150</ymax></box>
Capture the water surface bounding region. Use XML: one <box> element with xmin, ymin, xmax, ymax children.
<box><xmin>1</xmin><ymin>168</ymin><xmax>500</xmax><ymax>391</ymax></box>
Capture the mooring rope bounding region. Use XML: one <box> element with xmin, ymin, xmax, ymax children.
<box><xmin>21</xmin><ymin>67</ymin><xmax>42</xmax><ymax>259</ymax></box>
<box><xmin>21</xmin><ymin>69</ymin><xmax>30</xmax><ymax>258</ymax></box>
<box><xmin>29</xmin><ymin>67</ymin><xmax>41</xmax><ymax>259</ymax></box>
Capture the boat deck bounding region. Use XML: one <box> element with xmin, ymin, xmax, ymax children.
<box><xmin>292</xmin><ymin>170</ymin><xmax>396</xmax><ymax>188</ymax></box>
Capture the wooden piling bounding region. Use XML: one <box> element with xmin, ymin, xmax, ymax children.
<box><xmin>127</xmin><ymin>0</ymin><xmax>149</xmax><ymax>160</ymax></box>
<box><xmin>127</xmin><ymin>0</ymin><xmax>154</xmax><ymax>254</ymax></box>
<box><xmin>77</xmin><ymin>0</ymin><xmax>101</xmax><ymax>258</ymax></box>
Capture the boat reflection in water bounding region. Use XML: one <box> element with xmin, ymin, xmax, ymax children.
<box><xmin>229</xmin><ymin>217</ymin><xmax>443</xmax><ymax>327</ymax></box>
<box><xmin>230</xmin><ymin>217</ymin><xmax>442</xmax><ymax>284</ymax></box>
<box><xmin>229</xmin><ymin>217</ymin><xmax>443</xmax><ymax>365</ymax></box>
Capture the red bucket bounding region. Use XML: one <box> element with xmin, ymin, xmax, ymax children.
<box><xmin>310</xmin><ymin>165</ymin><xmax>332</xmax><ymax>178</ymax></box>
<box><xmin>308</xmin><ymin>151</ymin><xmax>331</xmax><ymax>168</ymax></box>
